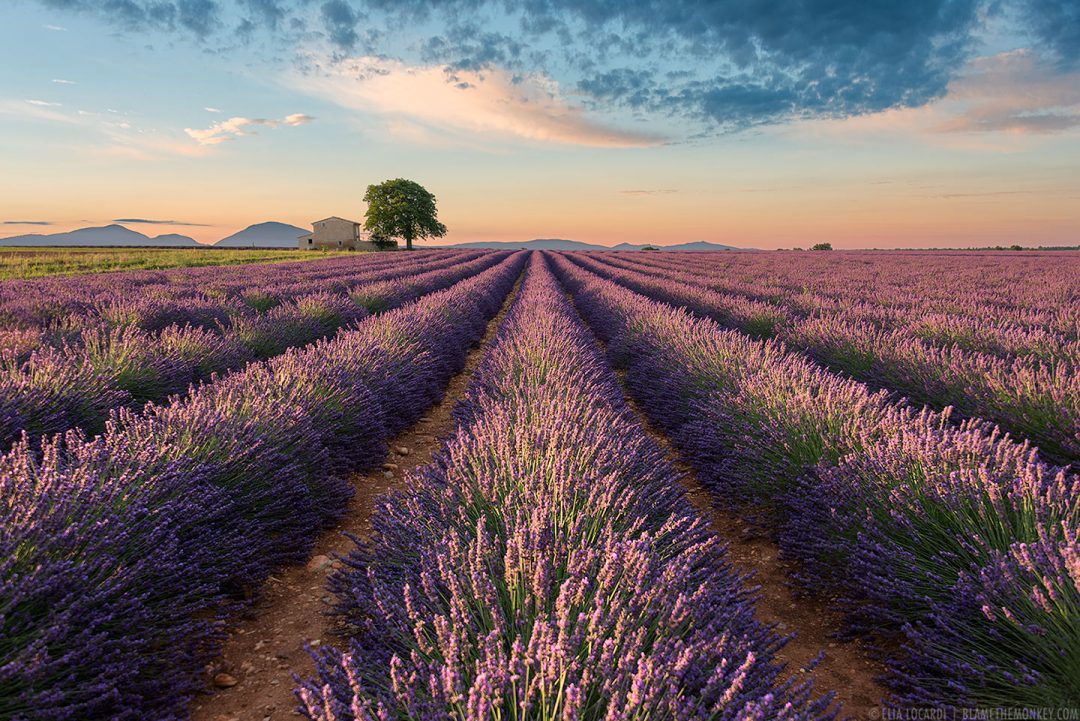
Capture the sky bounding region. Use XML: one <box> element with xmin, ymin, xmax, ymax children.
<box><xmin>0</xmin><ymin>0</ymin><xmax>1078</xmax><ymax>248</ymax></box>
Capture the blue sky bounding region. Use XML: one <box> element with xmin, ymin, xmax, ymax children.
<box><xmin>1</xmin><ymin>0</ymin><xmax>1078</xmax><ymax>247</ymax></box>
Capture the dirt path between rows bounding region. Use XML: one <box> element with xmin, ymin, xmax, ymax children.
<box><xmin>190</xmin><ymin>273</ymin><xmax>523</xmax><ymax>721</ymax></box>
<box><xmin>616</xmin><ymin>381</ymin><xmax>888</xmax><ymax>719</ymax></box>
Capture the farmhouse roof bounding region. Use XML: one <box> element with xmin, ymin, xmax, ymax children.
<box><xmin>313</xmin><ymin>216</ymin><xmax>359</xmax><ymax>225</ymax></box>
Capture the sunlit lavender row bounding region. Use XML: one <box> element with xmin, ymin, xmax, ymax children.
<box><xmin>0</xmin><ymin>252</ymin><xmax>525</xmax><ymax>720</ymax></box>
<box><xmin>0</xmin><ymin>251</ymin><xmax>502</xmax><ymax>448</ymax></box>
<box><xmin>613</xmin><ymin>250</ymin><xmax>1079</xmax><ymax>347</ymax></box>
<box><xmin>2</xmin><ymin>247</ymin><xmax>1076</xmax><ymax>719</ymax></box>
<box><xmin>299</xmin><ymin>253</ymin><xmax>831</xmax><ymax>720</ymax></box>
<box><xmin>550</xmin><ymin>252</ymin><xmax>1079</xmax><ymax>709</ymax></box>
<box><xmin>567</xmin><ymin>252</ymin><xmax>1080</xmax><ymax>467</ymax></box>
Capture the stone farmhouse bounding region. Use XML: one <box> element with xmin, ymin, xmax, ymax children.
<box><xmin>298</xmin><ymin>217</ymin><xmax>396</xmax><ymax>250</ymax></box>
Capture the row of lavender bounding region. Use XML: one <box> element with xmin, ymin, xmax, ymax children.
<box><xmin>299</xmin><ymin>253</ymin><xmax>830</xmax><ymax>720</ymax></box>
<box><xmin>550</xmin><ymin>252</ymin><xmax>1080</xmax><ymax>709</ymax></box>
<box><xmin>0</xmin><ymin>253</ymin><xmax>526</xmax><ymax>721</ymax></box>
<box><xmin>568</xmin><ymin>252</ymin><xmax>1080</xmax><ymax>467</ymax></box>
<box><xmin>0</xmin><ymin>251</ymin><xmax>503</xmax><ymax>449</ymax></box>
<box><xmin>0</xmin><ymin>250</ymin><xmax>472</xmax><ymax>358</ymax></box>
<box><xmin>0</xmin><ymin>251</ymin><xmax>420</xmax><ymax>334</ymax></box>
<box><xmin>619</xmin><ymin>250</ymin><xmax>1079</xmax><ymax>350</ymax></box>
<box><xmin>607</xmin><ymin>250</ymin><xmax>1080</xmax><ymax>367</ymax></box>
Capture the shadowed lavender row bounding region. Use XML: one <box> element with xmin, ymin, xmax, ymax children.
<box><xmin>0</xmin><ymin>251</ymin><xmax>504</xmax><ymax>449</ymax></box>
<box><xmin>0</xmin><ymin>252</ymin><xmax>526</xmax><ymax>721</ymax></box>
<box><xmin>568</xmin><ymin>252</ymin><xmax>1080</xmax><ymax>468</ymax></box>
<box><xmin>298</xmin><ymin>253</ymin><xmax>831</xmax><ymax>721</ymax></box>
<box><xmin>0</xmin><ymin>251</ymin><xmax>479</xmax><ymax>358</ymax></box>
<box><xmin>0</xmin><ymin>251</ymin><xmax>421</xmax><ymax>333</ymax></box>
<box><xmin>549</xmin><ymin>253</ymin><xmax>1079</xmax><ymax>710</ymax></box>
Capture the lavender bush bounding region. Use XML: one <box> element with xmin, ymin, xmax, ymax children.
<box><xmin>567</xmin><ymin>251</ymin><xmax>1080</xmax><ymax>468</ymax></box>
<box><xmin>298</xmin><ymin>253</ymin><xmax>831</xmax><ymax>721</ymax></box>
<box><xmin>0</xmin><ymin>251</ymin><xmax>505</xmax><ymax>448</ymax></box>
<box><xmin>549</xmin><ymin>252</ymin><xmax>1080</xmax><ymax>709</ymax></box>
<box><xmin>0</xmin><ymin>252</ymin><xmax>525</xmax><ymax>720</ymax></box>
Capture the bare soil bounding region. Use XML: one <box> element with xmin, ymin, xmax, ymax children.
<box><xmin>190</xmin><ymin>275</ymin><xmax>523</xmax><ymax>721</ymax></box>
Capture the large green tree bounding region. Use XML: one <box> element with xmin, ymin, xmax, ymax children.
<box><xmin>363</xmin><ymin>179</ymin><xmax>447</xmax><ymax>251</ymax></box>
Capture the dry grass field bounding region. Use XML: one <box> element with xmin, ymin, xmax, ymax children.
<box><xmin>0</xmin><ymin>246</ymin><xmax>353</xmax><ymax>280</ymax></box>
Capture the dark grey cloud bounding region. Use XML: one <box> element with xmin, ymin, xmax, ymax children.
<box><xmin>320</xmin><ymin>0</ymin><xmax>360</xmax><ymax>50</ymax></box>
<box><xmin>112</xmin><ymin>218</ymin><xmax>214</xmax><ymax>226</ymax></box>
<box><xmin>2</xmin><ymin>220</ymin><xmax>54</xmax><ymax>225</ymax></box>
<box><xmin>1017</xmin><ymin>0</ymin><xmax>1080</xmax><ymax>69</ymax></box>
<box><xmin>420</xmin><ymin>26</ymin><xmax>524</xmax><ymax>73</ymax></box>
<box><xmin>345</xmin><ymin>0</ymin><xmax>993</xmax><ymax>129</ymax></box>
<box><xmin>242</xmin><ymin>0</ymin><xmax>286</xmax><ymax>28</ymax></box>
<box><xmin>30</xmin><ymin>0</ymin><xmax>1080</xmax><ymax>131</ymax></box>
<box><xmin>39</xmin><ymin>0</ymin><xmax>222</xmax><ymax>37</ymax></box>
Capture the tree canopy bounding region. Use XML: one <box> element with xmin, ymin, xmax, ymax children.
<box><xmin>363</xmin><ymin>179</ymin><xmax>447</xmax><ymax>251</ymax></box>
<box><xmin>810</xmin><ymin>242</ymin><xmax>833</xmax><ymax>251</ymax></box>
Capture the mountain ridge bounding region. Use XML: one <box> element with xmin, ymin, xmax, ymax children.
<box><xmin>213</xmin><ymin>222</ymin><xmax>309</xmax><ymax>248</ymax></box>
<box><xmin>0</xmin><ymin>224</ymin><xmax>201</xmax><ymax>247</ymax></box>
<box><xmin>0</xmin><ymin>226</ymin><xmax>745</xmax><ymax>252</ymax></box>
<box><xmin>0</xmin><ymin>222</ymin><xmax>311</xmax><ymax>248</ymax></box>
<box><xmin>447</xmin><ymin>238</ymin><xmax>744</xmax><ymax>251</ymax></box>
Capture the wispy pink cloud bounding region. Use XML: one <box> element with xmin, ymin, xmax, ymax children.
<box><xmin>184</xmin><ymin>113</ymin><xmax>315</xmax><ymax>145</ymax></box>
<box><xmin>1</xmin><ymin>98</ymin><xmax>209</xmax><ymax>159</ymax></box>
<box><xmin>792</xmin><ymin>49</ymin><xmax>1080</xmax><ymax>147</ymax></box>
<box><xmin>291</xmin><ymin>56</ymin><xmax>662</xmax><ymax>148</ymax></box>
<box><xmin>931</xmin><ymin>50</ymin><xmax>1080</xmax><ymax>134</ymax></box>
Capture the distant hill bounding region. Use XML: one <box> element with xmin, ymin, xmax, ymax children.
<box><xmin>450</xmin><ymin>238</ymin><xmax>742</xmax><ymax>251</ymax></box>
<box><xmin>0</xmin><ymin>224</ymin><xmax>200</xmax><ymax>247</ymax></box>
<box><xmin>214</xmin><ymin>221</ymin><xmax>309</xmax><ymax>248</ymax></box>
<box><xmin>0</xmin><ymin>227</ymin><xmax>743</xmax><ymax>252</ymax></box>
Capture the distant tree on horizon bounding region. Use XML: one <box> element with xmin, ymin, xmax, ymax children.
<box><xmin>811</xmin><ymin>242</ymin><xmax>833</xmax><ymax>251</ymax></box>
<box><xmin>363</xmin><ymin>179</ymin><xmax>447</xmax><ymax>251</ymax></box>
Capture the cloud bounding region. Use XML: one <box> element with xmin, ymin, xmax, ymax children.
<box><xmin>931</xmin><ymin>49</ymin><xmax>1080</xmax><ymax>133</ymax></box>
<box><xmin>242</xmin><ymin>0</ymin><xmax>287</xmax><ymax>29</ymax></box>
<box><xmin>43</xmin><ymin>24</ymin><xmax>66</xmax><ymax>31</ymax></box>
<box><xmin>619</xmin><ymin>189</ymin><xmax>678</xmax><ymax>195</ymax></box>
<box><xmin>920</xmin><ymin>190</ymin><xmax>1037</xmax><ymax>199</ymax></box>
<box><xmin>291</xmin><ymin>56</ymin><xmax>659</xmax><ymax>147</ymax></box>
<box><xmin>1</xmin><ymin>99</ymin><xmax>211</xmax><ymax>159</ymax></box>
<box><xmin>283</xmin><ymin>112</ymin><xmax>314</xmax><ymax>125</ymax></box>
<box><xmin>52</xmin><ymin>79</ymin><xmax>76</xmax><ymax>85</ymax></box>
<box><xmin>343</xmin><ymin>0</ymin><xmax>988</xmax><ymax>130</ymax></box>
<box><xmin>204</xmin><ymin>106</ymin><xmax>221</xmax><ymax>113</ymax></box>
<box><xmin>2</xmin><ymin>221</ymin><xmax>53</xmax><ymax>225</ymax></box>
<box><xmin>112</xmin><ymin>218</ymin><xmax>213</xmax><ymax>226</ymax></box>
<box><xmin>38</xmin><ymin>0</ymin><xmax>221</xmax><ymax>37</ymax></box>
<box><xmin>1016</xmin><ymin>0</ymin><xmax>1080</xmax><ymax>70</ymax></box>
<box><xmin>0</xmin><ymin>99</ymin><xmax>78</xmax><ymax>125</ymax></box>
<box><xmin>320</xmin><ymin>0</ymin><xmax>360</xmax><ymax>50</ymax></box>
<box><xmin>184</xmin><ymin>112</ymin><xmax>315</xmax><ymax>144</ymax></box>
<box><xmin>27</xmin><ymin>0</ymin><xmax>1080</xmax><ymax>132</ymax></box>
<box><xmin>800</xmin><ymin>48</ymin><xmax>1080</xmax><ymax>144</ymax></box>
<box><xmin>26</xmin><ymin>99</ymin><xmax>62</xmax><ymax>107</ymax></box>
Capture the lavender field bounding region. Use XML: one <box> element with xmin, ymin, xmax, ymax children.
<box><xmin>1</xmin><ymin>249</ymin><xmax>1077</xmax><ymax>720</ymax></box>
